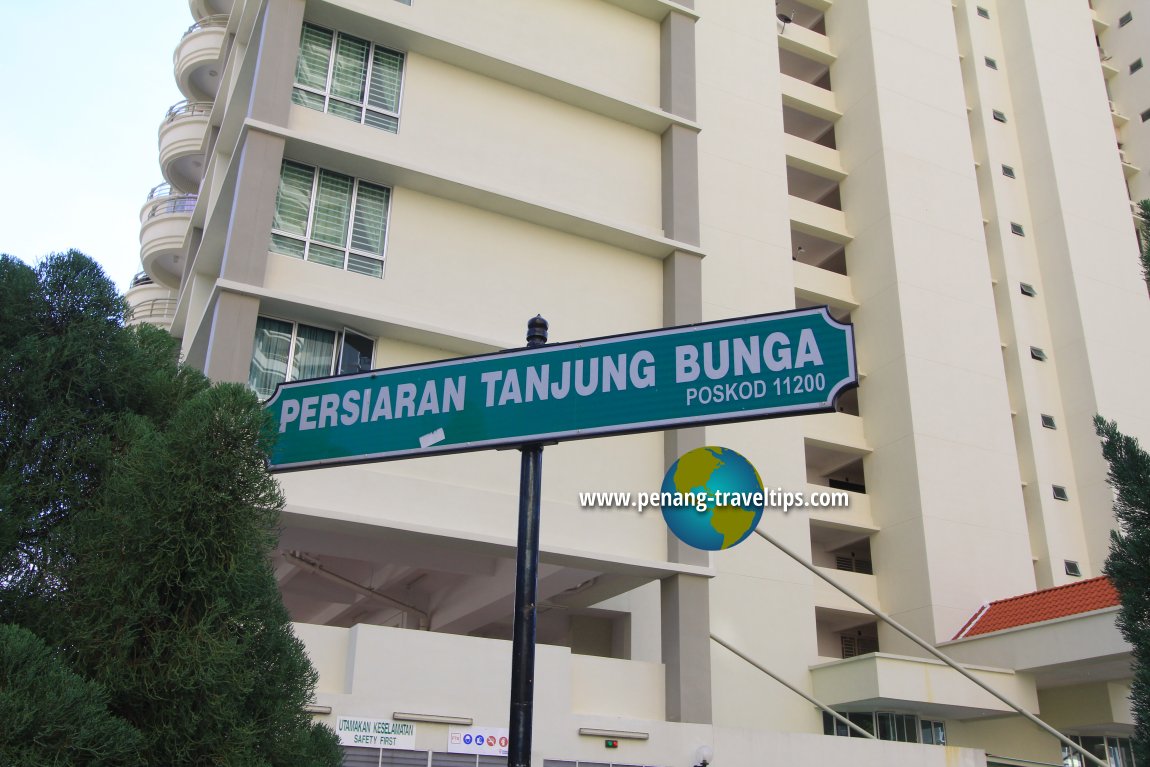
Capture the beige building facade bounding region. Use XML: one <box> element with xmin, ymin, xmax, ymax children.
<box><xmin>135</xmin><ymin>0</ymin><xmax>1150</xmax><ymax>764</ymax></box>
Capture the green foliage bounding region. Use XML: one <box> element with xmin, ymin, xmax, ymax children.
<box><xmin>1139</xmin><ymin>199</ymin><xmax>1150</xmax><ymax>286</ymax></box>
<box><xmin>0</xmin><ymin>252</ymin><xmax>204</xmax><ymax>626</ymax></box>
<box><xmin>0</xmin><ymin>623</ymin><xmax>144</xmax><ymax>767</ymax></box>
<box><xmin>0</xmin><ymin>252</ymin><xmax>341</xmax><ymax>766</ymax></box>
<box><xmin>1095</xmin><ymin>415</ymin><xmax>1150</xmax><ymax>765</ymax></box>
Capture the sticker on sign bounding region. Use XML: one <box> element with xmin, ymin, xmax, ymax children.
<box><xmin>448</xmin><ymin>727</ymin><xmax>510</xmax><ymax>756</ymax></box>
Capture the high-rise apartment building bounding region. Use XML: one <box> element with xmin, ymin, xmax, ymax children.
<box><xmin>135</xmin><ymin>0</ymin><xmax>1150</xmax><ymax>764</ymax></box>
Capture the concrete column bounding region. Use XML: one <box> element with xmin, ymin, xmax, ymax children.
<box><xmin>219</xmin><ymin>130</ymin><xmax>287</xmax><ymax>286</ymax></box>
<box><xmin>190</xmin><ymin>0</ymin><xmax>303</xmax><ymax>378</ymax></box>
<box><xmin>248</xmin><ymin>0</ymin><xmax>305</xmax><ymax>126</ymax></box>
<box><xmin>217</xmin><ymin>0</ymin><xmax>303</xmax><ymax>286</ymax></box>
<box><xmin>203</xmin><ymin>291</ymin><xmax>261</xmax><ymax>384</ymax></box>
<box><xmin>663</xmin><ymin>250</ymin><xmax>707</xmax><ymax>569</ymax></box>
<box><xmin>661</xmin><ymin>572</ymin><xmax>712</xmax><ymax>724</ymax></box>
<box><xmin>659</xmin><ymin>6</ymin><xmax>711</xmax><ymax>725</ymax></box>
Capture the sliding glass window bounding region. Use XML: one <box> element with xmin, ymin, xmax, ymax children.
<box><xmin>293</xmin><ymin>23</ymin><xmax>405</xmax><ymax>133</ymax></box>
<box><xmin>271</xmin><ymin>160</ymin><xmax>391</xmax><ymax>278</ymax></box>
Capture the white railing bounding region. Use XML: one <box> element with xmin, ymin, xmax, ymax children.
<box><xmin>128</xmin><ymin>298</ymin><xmax>178</xmax><ymax>323</ymax></box>
<box><xmin>164</xmin><ymin>100</ymin><xmax>213</xmax><ymax>123</ymax></box>
<box><xmin>147</xmin><ymin>182</ymin><xmax>177</xmax><ymax>200</ymax></box>
<box><xmin>145</xmin><ymin>194</ymin><xmax>197</xmax><ymax>219</ymax></box>
<box><xmin>184</xmin><ymin>14</ymin><xmax>228</xmax><ymax>37</ymax></box>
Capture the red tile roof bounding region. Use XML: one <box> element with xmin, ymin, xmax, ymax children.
<box><xmin>952</xmin><ymin>576</ymin><xmax>1120</xmax><ymax>640</ymax></box>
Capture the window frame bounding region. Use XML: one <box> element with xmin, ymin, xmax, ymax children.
<box><xmin>270</xmin><ymin>159</ymin><xmax>394</xmax><ymax>278</ymax></box>
<box><xmin>292</xmin><ymin>22</ymin><xmax>407</xmax><ymax>134</ymax></box>
<box><xmin>824</xmin><ymin>711</ymin><xmax>946</xmax><ymax>745</ymax></box>
<box><xmin>920</xmin><ymin>719</ymin><xmax>947</xmax><ymax>745</ymax></box>
<box><xmin>1063</xmin><ymin>734</ymin><xmax>1136</xmax><ymax>767</ymax></box>
<box><xmin>248</xmin><ymin>315</ymin><xmax>376</xmax><ymax>400</ymax></box>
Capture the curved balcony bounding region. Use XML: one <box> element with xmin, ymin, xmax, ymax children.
<box><xmin>159</xmin><ymin>100</ymin><xmax>211</xmax><ymax>193</ymax></box>
<box><xmin>174</xmin><ymin>15</ymin><xmax>227</xmax><ymax>101</ymax></box>
<box><xmin>125</xmin><ymin>272</ymin><xmax>178</xmax><ymax>331</ymax></box>
<box><xmin>188</xmin><ymin>0</ymin><xmax>232</xmax><ymax>21</ymax></box>
<box><xmin>139</xmin><ymin>184</ymin><xmax>196</xmax><ymax>290</ymax></box>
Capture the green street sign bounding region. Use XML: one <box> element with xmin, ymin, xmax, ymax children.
<box><xmin>264</xmin><ymin>307</ymin><xmax>857</xmax><ymax>471</ymax></box>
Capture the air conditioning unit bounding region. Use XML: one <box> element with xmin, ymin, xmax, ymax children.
<box><xmin>1110</xmin><ymin>99</ymin><xmax>1118</xmax><ymax>112</ymax></box>
<box><xmin>1120</xmin><ymin>149</ymin><xmax>1129</xmax><ymax>163</ymax></box>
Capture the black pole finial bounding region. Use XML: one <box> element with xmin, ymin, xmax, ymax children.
<box><xmin>526</xmin><ymin>315</ymin><xmax>548</xmax><ymax>348</ymax></box>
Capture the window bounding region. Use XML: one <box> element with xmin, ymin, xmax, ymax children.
<box><xmin>1041</xmin><ymin>414</ymin><xmax>1057</xmax><ymax>429</ymax></box>
<box><xmin>1119</xmin><ymin>11</ymin><xmax>1133</xmax><ymax>27</ymax></box>
<box><xmin>271</xmin><ymin>160</ymin><xmax>392</xmax><ymax>277</ymax></box>
<box><xmin>1063</xmin><ymin>735</ymin><xmax>1135</xmax><ymax>767</ymax></box>
<box><xmin>1011</xmin><ymin>222</ymin><xmax>1026</xmax><ymax>236</ymax></box>
<box><xmin>985</xmin><ymin>56</ymin><xmax>998</xmax><ymax>69</ymax></box>
<box><xmin>1002</xmin><ymin>164</ymin><xmax>1016</xmax><ymax>178</ymax></box>
<box><xmin>1030</xmin><ymin>346</ymin><xmax>1047</xmax><ymax>361</ymax></box>
<box><xmin>1065</xmin><ymin>560</ymin><xmax>1082</xmax><ymax>577</ymax></box>
<box><xmin>876</xmin><ymin>712</ymin><xmax>919</xmax><ymax>743</ymax></box>
<box><xmin>824</xmin><ymin>712</ymin><xmax>944</xmax><ymax>745</ymax></box>
<box><xmin>992</xmin><ymin>109</ymin><xmax>1007</xmax><ymax>122</ymax></box>
<box><xmin>1131</xmin><ymin>58</ymin><xmax>1144</xmax><ymax>73</ymax></box>
<box><xmin>977</xmin><ymin>6</ymin><xmax>990</xmax><ymax>18</ymax></box>
<box><xmin>1141</xmin><ymin>108</ymin><xmax>1150</xmax><ymax>123</ymax></box>
<box><xmin>920</xmin><ymin>720</ymin><xmax>947</xmax><ymax>745</ymax></box>
<box><xmin>1053</xmin><ymin>485</ymin><xmax>1070</xmax><ymax>501</ymax></box>
<box><xmin>248</xmin><ymin>317</ymin><xmax>374</xmax><ymax>399</ymax></box>
<box><xmin>1020</xmin><ymin>282</ymin><xmax>1037</xmax><ymax>296</ymax></box>
<box><xmin>293</xmin><ymin>23</ymin><xmax>405</xmax><ymax>133</ymax></box>
<box><xmin>822</xmin><ymin>711</ymin><xmax>876</xmax><ymax>738</ymax></box>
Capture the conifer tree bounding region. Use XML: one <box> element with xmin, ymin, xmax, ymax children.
<box><xmin>0</xmin><ymin>623</ymin><xmax>143</xmax><ymax>767</ymax></box>
<box><xmin>0</xmin><ymin>252</ymin><xmax>340</xmax><ymax>766</ymax></box>
<box><xmin>1095</xmin><ymin>415</ymin><xmax>1150</xmax><ymax>765</ymax></box>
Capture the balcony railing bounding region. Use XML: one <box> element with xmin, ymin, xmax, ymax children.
<box><xmin>145</xmin><ymin>194</ymin><xmax>197</xmax><ymax>219</ymax></box>
<box><xmin>183</xmin><ymin>14</ymin><xmax>228</xmax><ymax>37</ymax></box>
<box><xmin>128</xmin><ymin>298</ymin><xmax>178</xmax><ymax>323</ymax></box>
<box><xmin>164</xmin><ymin>99</ymin><xmax>212</xmax><ymax>123</ymax></box>
<box><xmin>147</xmin><ymin>182</ymin><xmax>177</xmax><ymax>201</ymax></box>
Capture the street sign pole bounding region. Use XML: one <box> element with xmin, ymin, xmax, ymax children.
<box><xmin>508</xmin><ymin>316</ymin><xmax>548</xmax><ymax>767</ymax></box>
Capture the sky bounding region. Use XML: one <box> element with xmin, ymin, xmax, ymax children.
<box><xmin>1</xmin><ymin>2</ymin><xmax>196</xmax><ymax>292</ymax></box>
